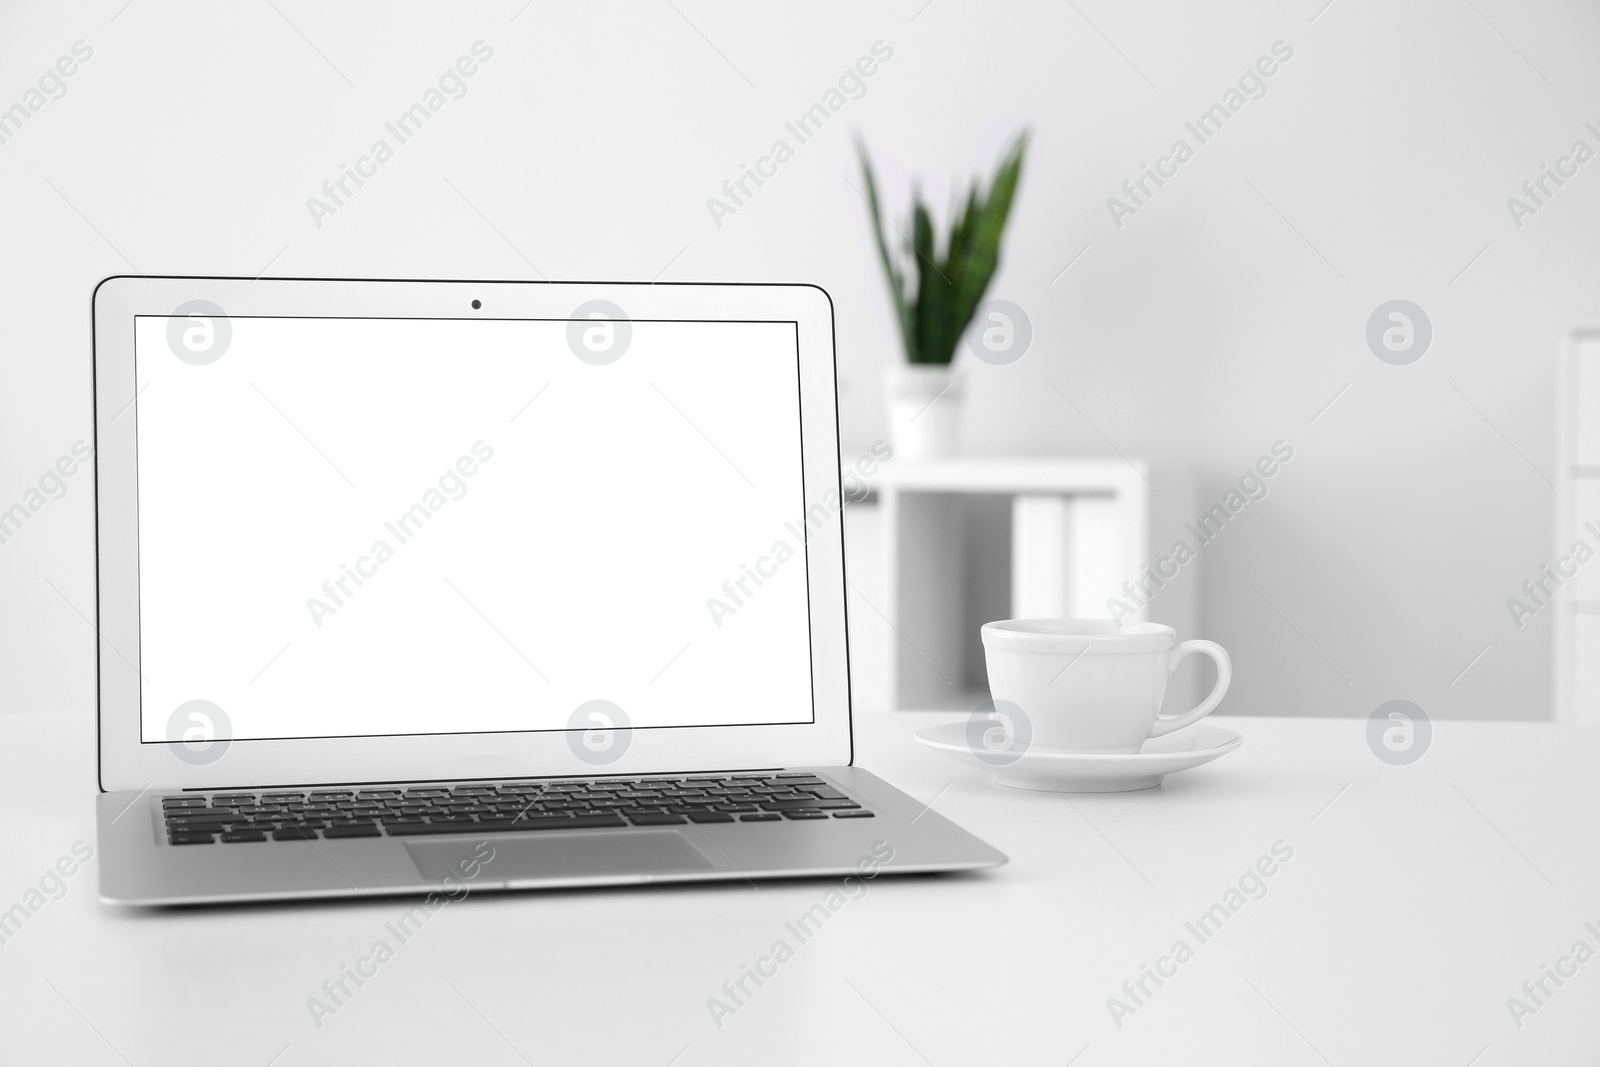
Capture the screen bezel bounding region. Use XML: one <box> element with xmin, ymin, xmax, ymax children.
<box><xmin>93</xmin><ymin>276</ymin><xmax>853</xmax><ymax>791</ymax></box>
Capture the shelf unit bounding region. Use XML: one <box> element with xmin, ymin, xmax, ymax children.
<box><xmin>857</xmin><ymin>457</ymin><xmax>1198</xmax><ymax>712</ymax></box>
<box><xmin>1557</xmin><ymin>331</ymin><xmax>1600</xmax><ymax>723</ymax></box>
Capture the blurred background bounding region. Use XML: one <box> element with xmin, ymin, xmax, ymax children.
<box><xmin>3</xmin><ymin>0</ymin><xmax>1597</xmax><ymax>723</ymax></box>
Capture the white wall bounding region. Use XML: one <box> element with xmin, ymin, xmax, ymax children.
<box><xmin>3</xmin><ymin>0</ymin><xmax>1593</xmax><ymax>721</ymax></box>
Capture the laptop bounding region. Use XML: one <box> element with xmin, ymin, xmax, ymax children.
<box><xmin>91</xmin><ymin>276</ymin><xmax>1005</xmax><ymax>905</ymax></box>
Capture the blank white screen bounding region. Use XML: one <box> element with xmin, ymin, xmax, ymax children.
<box><xmin>133</xmin><ymin>315</ymin><xmax>815</xmax><ymax>741</ymax></box>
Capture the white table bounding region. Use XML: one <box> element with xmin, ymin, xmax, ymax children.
<box><xmin>1</xmin><ymin>707</ymin><xmax>1595</xmax><ymax>1065</ymax></box>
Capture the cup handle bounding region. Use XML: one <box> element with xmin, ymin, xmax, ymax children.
<box><xmin>1148</xmin><ymin>640</ymin><xmax>1232</xmax><ymax>737</ymax></box>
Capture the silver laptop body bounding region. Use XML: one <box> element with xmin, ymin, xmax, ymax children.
<box><xmin>91</xmin><ymin>276</ymin><xmax>1004</xmax><ymax>905</ymax></box>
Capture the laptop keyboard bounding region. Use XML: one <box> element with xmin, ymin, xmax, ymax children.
<box><xmin>160</xmin><ymin>772</ymin><xmax>874</xmax><ymax>845</ymax></box>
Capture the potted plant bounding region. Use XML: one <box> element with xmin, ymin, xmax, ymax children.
<box><xmin>857</xmin><ymin>134</ymin><xmax>1027</xmax><ymax>460</ymax></box>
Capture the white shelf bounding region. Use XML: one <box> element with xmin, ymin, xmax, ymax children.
<box><xmin>854</xmin><ymin>456</ymin><xmax>1198</xmax><ymax>712</ymax></box>
<box><xmin>1557</xmin><ymin>331</ymin><xmax>1600</xmax><ymax>723</ymax></box>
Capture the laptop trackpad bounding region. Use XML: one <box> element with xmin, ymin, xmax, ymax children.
<box><xmin>406</xmin><ymin>831</ymin><xmax>715</xmax><ymax>886</ymax></box>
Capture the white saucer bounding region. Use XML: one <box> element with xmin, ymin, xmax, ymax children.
<box><xmin>914</xmin><ymin>721</ymin><xmax>1244</xmax><ymax>792</ymax></box>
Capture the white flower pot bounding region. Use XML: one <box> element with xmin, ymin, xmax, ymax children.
<box><xmin>883</xmin><ymin>363</ymin><xmax>963</xmax><ymax>461</ymax></box>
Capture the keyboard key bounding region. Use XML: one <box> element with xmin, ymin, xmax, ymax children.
<box><xmin>500</xmin><ymin>805</ymin><xmax>545</xmax><ymax>819</ymax></box>
<box><xmin>440</xmin><ymin>819</ymin><xmax>525</xmax><ymax>834</ymax></box>
<box><xmin>163</xmin><ymin>796</ymin><xmax>206</xmax><ymax>807</ymax></box>
<box><xmin>221</xmin><ymin>830</ymin><xmax>267</xmax><ymax>843</ymax></box>
<box><xmin>507</xmin><ymin>813</ymin><xmax>584</xmax><ymax>828</ymax></box>
<box><xmin>167</xmin><ymin>813</ymin><xmax>228</xmax><ymax>823</ymax></box>
<box><xmin>760</xmin><ymin>799</ymin><xmax>860</xmax><ymax>811</ymax></box>
<box><xmin>686</xmin><ymin>812</ymin><xmax>734</xmax><ymax>823</ymax></box>
<box><xmin>273</xmin><ymin>826</ymin><xmax>320</xmax><ymax>841</ymax></box>
<box><xmin>783</xmin><ymin>812</ymin><xmax>829</xmax><ymax>820</ymax></box>
<box><xmin>833</xmin><ymin>811</ymin><xmax>876</xmax><ymax>818</ymax></box>
<box><xmin>626</xmin><ymin>813</ymin><xmax>687</xmax><ymax>825</ymax></box>
<box><xmin>739</xmin><ymin>813</ymin><xmax>782</xmax><ymax>822</ymax></box>
<box><xmin>169</xmin><ymin>833</ymin><xmax>216</xmax><ymax>845</ymax></box>
<box><xmin>165</xmin><ymin>821</ymin><xmax>228</xmax><ymax>834</ymax></box>
<box><xmin>323</xmin><ymin>824</ymin><xmax>382</xmax><ymax>839</ymax></box>
<box><xmin>386</xmin><ymin>814</ymin><xmax>627</xmax><ymax>836</ymax></box>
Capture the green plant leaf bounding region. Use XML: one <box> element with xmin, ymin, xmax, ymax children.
<box><xmin>938</xmin><ymin>186</ymin><xmax>983</xmax><ymax>364</ymax></box>
<box><xmin>911</xmin><ymin>196</ymin><xmax>951</xmax><ymax>364</ymax></box>
<box><xmin>857</xmin><ymin>132</ymin><xmax>1027</xmax><ymax>365</ymax></box>
<box><xmin>948</xmin><ymin>134</ymin><xmax>1027</xmax><ymax>354</ymax></box>
<box><xmin>855</xmin><ymin>141</ymin><xmax>915</xmax><ymax>363</ymax></box>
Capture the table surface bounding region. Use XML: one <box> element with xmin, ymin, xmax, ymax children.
<box><xmin>1</xmin><ymin>706</ymin><xmax>1596</xmax><ymax>1067</ymax></box>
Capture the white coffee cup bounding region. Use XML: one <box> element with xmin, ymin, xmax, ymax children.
<box><xmin>980</xmin><ymin>619</ymin><xmax>1231</xmax><ymax>754</ymax></box>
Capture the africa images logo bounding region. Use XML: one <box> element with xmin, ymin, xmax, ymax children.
<box><xmin>965</xmin><ymin>700</ymin><xmax>1031</xmax><ymax>766</ymax></box>
<box><xmin>1366</xmin><ymin>699</ymin><xmax>1431</xmax><ymax>765</ymax></box>
<box><xmin>566</xmin><ymin>300</ymin><xmax>631</xmax><ymax>366</ymax></box>
<box><xmin>965</xmin><ymin>299</ymin><xmax>1032</xmax><ymax>366</ymax></box>
<box><xmin>567</xmin><ymin>700</ymin><xmax>632</xmax><ymax>765</ymax></box>
<box><xmin>166</xmin><ymin>699</ymin><xmax>231</xmax><ymax>766</ymax></box>
<box><xmin>166</xmin><ymin>300</ymin><xmax>231</xmax><ymax>366</ymax></box>
<box><xmin>1365</xmin><ymin>300</ymin><xmax>1432</xmax><ymax>366</ymax></box>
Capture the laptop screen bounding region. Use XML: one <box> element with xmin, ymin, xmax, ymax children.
<box><xmin>130</xmin><ymin>313</ymin><xmax>816</xmax><ymax>743</ymax></box>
